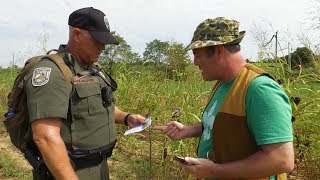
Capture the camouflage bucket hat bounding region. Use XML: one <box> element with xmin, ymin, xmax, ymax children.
<box><xmin>186</xmin><ymin>17</ymin><xmax>245</xmax><ymax>50</ymax></box>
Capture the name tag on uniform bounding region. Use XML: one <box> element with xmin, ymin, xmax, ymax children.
<box><xmin>73</xmin><ymin>76</ymin><xmax>99</xmax><ymax>84</ymax></box>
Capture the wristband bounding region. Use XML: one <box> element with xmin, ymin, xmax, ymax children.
<box><xmin>124</xmin><ymin>114</ymin><xmax>131</xmax><ymax>126</ymax></box>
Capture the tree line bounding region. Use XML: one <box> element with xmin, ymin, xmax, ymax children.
<box><xmin>99</xmin><ymin>31</ymin><xmax>191</xmax><ymax>79</ymax></box>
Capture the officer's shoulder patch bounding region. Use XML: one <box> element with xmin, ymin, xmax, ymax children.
<box><xmin>32</xmin><ymin>67</ymin><xmax>51</xmax><ymax>86</ymax></box>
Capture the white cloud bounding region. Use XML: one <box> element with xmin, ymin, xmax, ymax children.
<box><xmin>0</xmin><ymin>0</ymin><xmax>313</xmax><ymax>67</ymax></box>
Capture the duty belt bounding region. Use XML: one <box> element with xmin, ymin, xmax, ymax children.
<box><xmin>68</xmin><ymin>140</ymin><xmax>117</xmax><ymax>170</ymax></box>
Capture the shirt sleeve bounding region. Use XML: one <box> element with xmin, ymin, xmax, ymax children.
<box><xmin>25</xmin><ymin>59</ymin><xmax>70</xmax><ymax>122</ymax></box>
<box><xmin>246</xmin><ymin>75</ymin><xmax>293</xmax><ymax>145</ymax></box>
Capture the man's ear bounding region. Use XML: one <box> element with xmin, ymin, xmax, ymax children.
<box><xmin>72</xmin><ymin>28</ymin><xmax>81</xmax><ymax>42</ymax></box>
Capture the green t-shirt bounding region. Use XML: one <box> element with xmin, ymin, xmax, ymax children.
<box><xmin>198</xmin><ymin>75</ymin><xmax>293</xmax><ymax>180</ymax></box>
<box><xmin>197</xmin><ymin>79</ymin><xmax>234</xmax><ymax>158</ymax></box>
<box><xmin>246</xmin><ymin>76</ymin><xmax>293</xmax><ymax>146</ymax></box>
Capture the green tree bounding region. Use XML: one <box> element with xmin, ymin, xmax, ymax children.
<box><xmin>143</xmin><ymin>39</ymin><xmax>170</xmax><ymax>64</ymax></box>
<box><xmin>286</xmin><ymin>47</ymin><xmax>314</xmax><ymax>67</ymax></box>
<box><xmin>100</xmin><ymin>31</ymin><xmax>141</xmax><ymax>73</ymax></box>
<box><xmin>166</xmin><ymin>42</ymin><xmax>191</xmax><ymax>79</ymax></box>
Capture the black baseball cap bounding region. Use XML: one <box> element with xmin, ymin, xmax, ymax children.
<box><xmin>68</xmin><ymin>7</ymin><xmax>119</xmax><ymax>45</ymax></box>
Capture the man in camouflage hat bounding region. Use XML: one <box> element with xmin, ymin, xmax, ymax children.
<box><xmin>154</xmin><ymin>17</ymin><xmax>294</xmax><ymax>179</ymax></box>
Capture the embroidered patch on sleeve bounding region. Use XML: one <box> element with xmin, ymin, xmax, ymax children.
<box><xmin>32</xmin><ymin>67</ymin><xmax>52</xmax><ymax>86</ymax></box>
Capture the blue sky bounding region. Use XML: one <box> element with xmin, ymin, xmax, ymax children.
<box><xmin>0</xmin><ymin>0</ymin><xmax>314</xmax><ymax>67</ymax></box>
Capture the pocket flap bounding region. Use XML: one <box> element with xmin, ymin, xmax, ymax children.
<box><xmin>75</xmin><ymin>83</ymin><xmax>101</xmax><ymax>98</ymax></box>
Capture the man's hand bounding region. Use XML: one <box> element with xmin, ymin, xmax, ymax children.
<box><xmin>180</xmin><ymin>157</ymin><xmax>216</xmax><ymax>179</ymax></box>
<box><xmin>114</xmin><ymin>106</ymin><xmax>146</xmax><ymax>127</ymax></box>
<box><xmin>127</xmin><ymin>114</ymin><xmax>146</xmax><ymax>128</ymax></box>
<box><xmin>152</xmin><ymin>121</ymin><xmax>188</xmax><ymax>140</ymax></box>
<box><xmin>181</xmin><ymin>142</ymin><xmax>294</xmax><ymax>179</ymax></box>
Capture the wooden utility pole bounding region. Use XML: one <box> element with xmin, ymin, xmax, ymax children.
<box><xmin>274</xmin><ymin>31</ymin><xmax>280</xmax><ymax>79</ymax></box>
<box><xmin>274</xmin><ymin>31</ymin><xmax>278</xmax><ymax>61</ymax></box>
<box><xmin>288</xmin><ymin>42</ymin><xmax>292</xmax><ymax>70</ymax></box>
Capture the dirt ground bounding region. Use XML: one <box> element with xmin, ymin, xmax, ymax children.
<box><xmin>0</xmin><ymin>133</ymin><xmax>32</xmax><ymax>180</ymax></box>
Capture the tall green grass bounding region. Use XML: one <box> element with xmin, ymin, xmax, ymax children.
<box><xmin>0</xmin><ymin>61</ymin><xmax>319</xmax><ymax>179</ymax></box>
<box><xmin>0</xmin><ymin>68</ymin><xmax>32</xmax><ymax>179</ymax></box>
<box><xmin>0</xmin><ymin>69</ymin><xmax>17</xmax><ymax>114</ymax></box>
<box><xmin>109</xmin><ymin>62</ymin><xmax>212</xmax><ymax>179</ymax></box>
<box><xmin>256</xmin><ymin>60</ymin><xmax>320</xmax><ymax>179</ymax></box>
<box><xmin>110</xmin><ymin>61</ymin><xmax>320</xmax><ymax>179</ymax></box>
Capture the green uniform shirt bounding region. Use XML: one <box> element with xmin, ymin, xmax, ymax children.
<box><xmin>26</xmin><ymin>45</ymin><xmax>117</xmax><ymax>150</ymax></box>
<box><xmin>198</xmin><ymin>75</ymin><xmax>293</xmax><ymax>180</ymax></box>
<box><xmin>26</xmin><ymin>45</ymin><xmax>117</xmax><ymax>179</ymax></box>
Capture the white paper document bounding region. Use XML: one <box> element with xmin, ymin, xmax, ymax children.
<box><xmin>124</xmin><ymin>117</ymin><xmax>152</xmax><ymax>135</ymax></box>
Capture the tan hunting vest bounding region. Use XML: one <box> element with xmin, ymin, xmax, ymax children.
<box><xmin>207</xmin><ymin>64</ymin><xmax>287</xmax><ymax>180</ymax></box>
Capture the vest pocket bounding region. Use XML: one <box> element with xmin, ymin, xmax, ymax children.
<box><xmin>75</xmin><ymin>83</ymin><xmax>101</xmax><ymax>98</ymax></box>
<box><xmin>74</xmin><ymin>83</ymin><xmax>104</xmax><ymax>115</ymax></box>
<box><xmin>71</xmin><ymin>82</ymin><xmax>115</xmax><ymax>149</ymax></box>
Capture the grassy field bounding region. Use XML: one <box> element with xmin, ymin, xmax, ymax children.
<box><xmin>0</xmin><ymin>62</ymin><xmax>319</xmax><ymax>179</ymax></box>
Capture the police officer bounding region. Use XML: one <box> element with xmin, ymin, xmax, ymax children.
<box><xmin>26</xmin><ymin>7</ymin><xmax>146</xmax><ymax>180</ymax></box>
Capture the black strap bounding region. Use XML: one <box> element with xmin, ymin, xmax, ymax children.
<box><xmin>88</xmin><ymin>67</ymin><xmax>118</xmax><ymax>91</ymax></box>
<box><xmin>24</xmin><ymin>149</ymin><xmax>44</xmax><ymax>170</ymax></box>
<box><xmin>68</xmin><ymin>140</ymin><xmax>117</xmax><ymax>170</ymax></box>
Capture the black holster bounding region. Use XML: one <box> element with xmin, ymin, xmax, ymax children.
<box><xmin>24</xmin><ymin>148</ymin><xmax>54</xmax><ymax>180</ymax></box>
<box><xmin>68</xmin><ymin>140</ymin><xmax>117</xmax><ymax>170</ymax></box>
